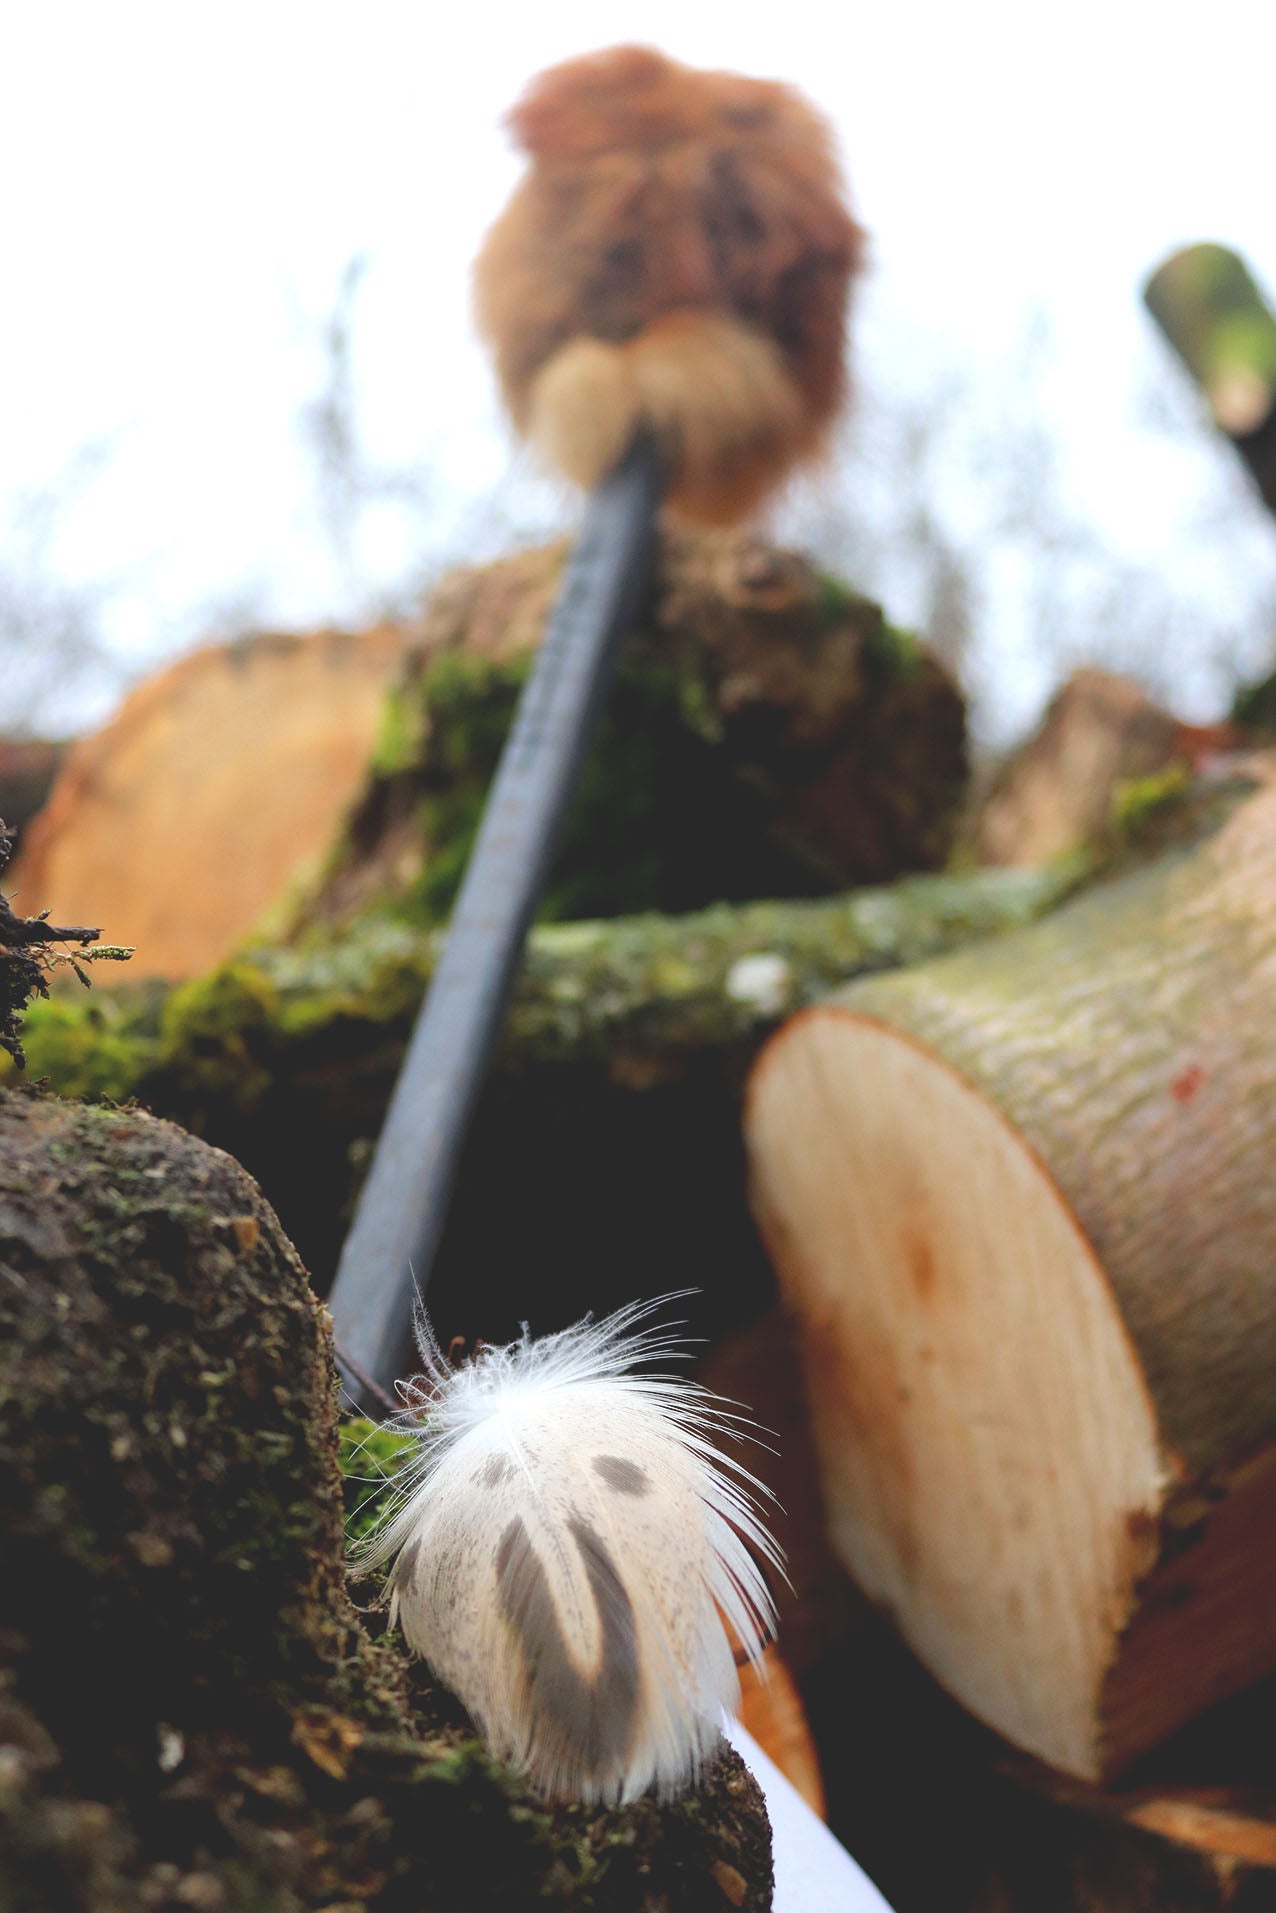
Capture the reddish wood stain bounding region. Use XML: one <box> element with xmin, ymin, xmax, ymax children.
<box><xmin>1170</xmin><ymin>1064</ymin><xmax>1206</xmax><ymax>1104</ymax></box>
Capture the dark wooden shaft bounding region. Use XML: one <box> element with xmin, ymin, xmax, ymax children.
<box><xmin>328</xmin><ymin>438</ymin><xmax>663</xmax><ymax>1407</ymax></box>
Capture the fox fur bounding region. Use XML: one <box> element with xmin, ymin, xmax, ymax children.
<box><xmin>474</xmin><ymin>45</ymin><xmax>865</xmax><ymax>526</ymax></box>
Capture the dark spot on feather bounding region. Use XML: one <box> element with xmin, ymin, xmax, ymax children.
<box><xmin>495</xmin><ymin>1515</ymin><xmax>639</xmax><ymax>1782</ymax></box>
<box><xmin>593</xmin><ymin>1454</ymin><xmax>650</xmax><ymax>1496</ymax></box>
<box><xmin>477</xmin><ymin>1453</ymin><xmax>515</xmax><ymax>1488</ymax></box>
<box><xmin>394</xmin><ymin>1536</ymin><xmax>425</xmax><ymax>1594</ymax></box>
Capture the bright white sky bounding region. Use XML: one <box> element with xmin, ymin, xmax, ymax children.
<box><xmin>3</xmin><ymin>1</ymin><xmax>1276</xmax><ymax>738</ymax></box>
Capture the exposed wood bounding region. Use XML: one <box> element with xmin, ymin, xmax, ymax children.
<box><xmin>10</xmin><ymin>625</ymin><xmax>411</xmax><ymax>978</ymax></box>
<box><xmin>745</xmin><ymin>769</ymin><xmax>1276</xmax><ymax>1782</ymax></box>
<box><xmin>1145</xmin><ymin>242</ymin><xmax>1276</xmax><ymax>514</ymax></box>
<box><xmin>973</xmin><ymin>666</ymin><xmax>1235</xmax><ymax>867</ymax></box>
<box><xmin>704</xmin><ymin>1311</ymin><xmax>1276</xmax><ymax>1910</ymax></box>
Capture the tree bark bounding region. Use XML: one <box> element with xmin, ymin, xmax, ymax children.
<box><xmin>745</xmin><ymin>768</ymin><xmax>1276</xmax><ymax>1782</ymax></box>
<box><xmin>0</xmin><ymin>1088</ymin><xmax>772</xmax><ymax>1911</ymax></box>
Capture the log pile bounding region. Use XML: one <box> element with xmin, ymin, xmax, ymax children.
<box><xmin>4</xmin><ymin>536</ymin><xmax>972</xmax><ymax>1344</ymax></box>
<box><xmin>8</xmin><ymin>517</ymin><xmax>1276</xmax><ymax>1906</ymax></box>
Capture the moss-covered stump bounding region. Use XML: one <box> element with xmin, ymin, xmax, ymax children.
<box><xmin>8</xmin><ymin>861</ymin><xmax>1091</xmax><ymax>1350</ymax></box>
<box><xmin>306</xmin><ymin>531</ymin><xmax>967</xmax><ymax>932</ymax></box>
<box><xmin>0</xmin><ymin>1090</ymin><xmax>773</xmax><ymax>1911</ymax></box>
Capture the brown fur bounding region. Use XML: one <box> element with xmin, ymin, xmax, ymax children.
<box><xmin>474</xmin><ymin>46</ymin><xmax>865</xmax><ymax>526</ymax></box>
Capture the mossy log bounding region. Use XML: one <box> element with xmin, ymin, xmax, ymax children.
<box><xmin>306</xmin><ymin>530</ymin><xmax>967</xmax><ymax>933</ymax></box>
<box><xmin>0</xmin><ymin>1088</ymin><xmax>772</xmax><ymax>1911</ymax></box>
<box><xmin>745</xmin><ymin>768</ymin><xmax>1276</xmax><ymax>1784</ymax></box>
<box><xmin>1144</xmin><ymin>243</ymin><xmax>1276</xmax><ymax>513</ymax></box>
<box><xmin>9</xmin><ymin>859</ymin><xmax>1093</xmax><ymax>1350</ymax></box>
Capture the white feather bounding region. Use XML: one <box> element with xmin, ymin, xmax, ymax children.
<box><xmin>349</xmin><ymin>1296</ymin><xmax>782</xmax><ymax>1805</ymax></box>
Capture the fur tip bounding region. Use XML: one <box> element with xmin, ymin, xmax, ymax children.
<box><xmin>349</xmin><ymin>1297</ymin><xmax>783</xmax><ymax>1805</ymax></box>
<box><xmin>473</xmin><ymin>44</ymin><xmax>865</xmax><ymax>526</ymax></box>
<box><xmin>527</xmin><ymin>314</ymin><xmax>811</xmax><ymax>526</ymax></box>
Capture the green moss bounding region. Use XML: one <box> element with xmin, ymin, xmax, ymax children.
<box><xmin>300</xmin><ymin>540</ymin><xmax>972</xmax><ymax>954</ymax></box>
<box><xmin>1111</xmin><ymin>761</ymin><xmax>1194</xmax><ymax>833</ymax></box>
<box><xmin>6</xmin><ymin>995</ymin><xmax>161</xmax><ymax>1100</ymax></box>
<box><xmin>9</xmin><ymin>857</ymin><xmax>1106</xmax><ymax>1137</ymax></box>
<box><xmin>413</xmin><ymin>651</ymin><xmax>531</xmax><ymax>921</ymax></box>
<box><xmin>368</xmin><ymin>677</ymin><xmax>427</xmax><ymax>777</ymax></box>
<box><xmin>865</xmin><ymin>617</ymin><xmax>924</xmax><ymax>678</ymax></box>
<box><xmin>162</xmin><ymin>961</ymin><xmax>280</xmax><ymax>1045</ymax></box>
<box><xmin>399</xmin><ymin>645</ymin><xmax>840</xmax><ymax>928</ymax></box>
<box><xmin>339</xmin><ymin>1416</ymin><xmax>416</xmax><ymax>1547</ymax></box>
<box><xmin>159</xmin><ymin>962</ymin><xmax>282</xmax><ymax>1107</ymax></box>
<box><xmin>813</xmin><ymin>572</ymin><xmax>866</xmax><ymax>625</ymax></box>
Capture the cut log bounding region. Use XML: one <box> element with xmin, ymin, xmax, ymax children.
<box><xmin>972</xmin><ymin>666</ymin><xmax>1235</xmax><ymax>867</ymax></box>
<box><xmin>745</xmin><ymin>768</ymin><xmax>1276</xmax><ymax>1782</ymax></box>
<box><xmin>702</xmin><ymin>1310</ymin><xmax>1276</xmax><ymax>1910</ymax></box>
<box><xmin>10</xmin><ymin>625</ymin><xmax>411</xmax><ymax>978</ymax></box>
